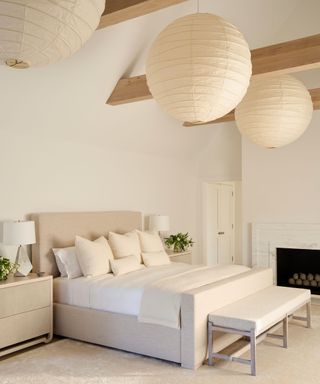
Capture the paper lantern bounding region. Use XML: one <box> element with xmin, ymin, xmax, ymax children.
<box><xmin>146</xmin><ymin>13</ymin><xmax>252</xmax><ymax>124</ymax></box>
<box><xmin>235</xmin><ymin>75</ymin><xmax>313</xmax><ymax>148</ymax></box>
<box><xmin>0</xmin><ymin>0</ymin><xmax>105</xmax><ymax>68</ymax></box>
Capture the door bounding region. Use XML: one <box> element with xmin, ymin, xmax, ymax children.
<box><xmin>203</xmin><ymin>182</ymin><xmax>235</xmax><ymax>265</ymax></box>
<box><xmin>216</xmin><ymin>184</ymin><xmax>234</xmax><ymax>264</ymax></box>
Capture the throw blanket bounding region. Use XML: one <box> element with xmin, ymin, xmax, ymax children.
<box><xmin>138</xmin><ymin>264</ymin><xmax>250</xmax><ymax>329</ymax></box>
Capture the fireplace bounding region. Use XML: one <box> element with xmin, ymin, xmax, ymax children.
<box><xmin>277</xmin><ymin>247</ymin><xmax>320</xmax><ymax>295</ymax></box>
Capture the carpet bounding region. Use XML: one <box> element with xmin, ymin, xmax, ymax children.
<box><xmin>1</xmin><ymin>305</ymin><xmax>319</xmax><ymax>384</ymax></box>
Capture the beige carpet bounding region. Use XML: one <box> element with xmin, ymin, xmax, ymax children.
<box><xmin>1</xmin><ymin>306</ymin><xmax>320</xmax><ymax>384</ymax></box>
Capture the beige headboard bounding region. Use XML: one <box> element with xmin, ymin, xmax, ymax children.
<box><xmin>29</xmin><ymin>211</ymin><xmax>143</xmax><ymax>277</ymax></box>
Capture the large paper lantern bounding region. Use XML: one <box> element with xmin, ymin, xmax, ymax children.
<box><xmin>235</xmin><ymin>75</ymin><xmax>313</xmax><ymax>148</ymax></box>
<box><xmin>146</xmin><ymin>13</ymin><xmax>252</xmax><ymax>124</ymax></box>
<box><xmin>0</xmin><ymin>0</ymin><xmax>105</xmax><ymax>68</ymax></box>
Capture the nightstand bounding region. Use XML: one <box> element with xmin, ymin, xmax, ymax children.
<box><xmin>167</xmin><ymin>250</ymin><xmax>193</xmax><ymax>264</ymax></box>
<box><xmin>0</xmin><ymin>274</ymin><xmax>52</xmax><ymax>357</ymax></box>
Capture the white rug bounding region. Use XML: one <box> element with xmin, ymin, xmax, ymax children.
<box><xmin>1</xmin><ymin>306</ymin><xmax>319</xmax><ymax>384</ymax></box>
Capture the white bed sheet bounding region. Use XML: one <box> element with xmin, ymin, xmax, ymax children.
<box><xmin>53</xmin><ymin>263</ymin><xmax>194</xmax><ymax>316</ymax></box>
<box><xmin>53</xmin><ymin>263</ymin><xmax>250</xmax><ymax>321</ymax></box>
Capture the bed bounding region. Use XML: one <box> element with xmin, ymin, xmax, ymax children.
<box><xmin>30</xmin><ymin>211</ymin><xmax>274</xmax><ymax>369</ymax></box>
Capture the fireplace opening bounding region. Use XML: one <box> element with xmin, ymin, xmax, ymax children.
<box><xmin>277</xmin><ymin>248</ymin><xmax>320</xmax><ymax>295</ymax></box>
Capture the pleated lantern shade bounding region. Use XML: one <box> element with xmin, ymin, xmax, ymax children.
<box><xmin>146</xmin><ymin>13</ymin><xmax>252</xmax><ymax>124</ymax></box>
<box><xmin>0</xmin><ymin>0</ymin><xmax>105</xmax><ymax>68</ymax></box>
<box><xmin>235</xmin><ymin>75</ymin><xmax>313</xmax><ymax>148</ymax></box>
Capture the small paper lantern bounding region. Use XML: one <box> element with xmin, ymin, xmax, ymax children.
<box><xmin>0</xmin><ymin>0</ymin><xmax>105</xmax><ymax>68</ymax></box>
<box><xmin>235</xmin><ymin>75</ymin><xmax>313</xmax><ymax>148</ymax></box>
<box><xmin>146</xmin><ymin>13</ymin><xmax>252</xmax><ymax>124</ymax></box>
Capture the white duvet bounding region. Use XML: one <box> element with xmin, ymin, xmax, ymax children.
<box><xmin>54</xmin><ymin>263</ymin><xmax>250</xmax><ymax>329</ymax></box>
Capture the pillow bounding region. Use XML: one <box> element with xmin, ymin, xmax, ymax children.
<box><xmin>75</xmin><ymin>236</ymin><xmax>114</xmax><ymax>277</ymax></box>
<box><xmin>136</xmin><ymin>230</ymin><xmax>164</xmax><ymax>253</ymax></box>
<box><xmin>52</xmin><ymin>246</ymin><xmax>82</xmax><ymax>279</ymax></box>
<box><xmin>142</xmin><ymin>251</ymin><xmax>171</xmax><ymax>267</ymax></box>
<box><xmin>108</xmin><ymin>231</ymin><xmax>141</xmax><ymax>263</ymax></box>
<box><xmin>110</xmin><ymin>255</ymin><xmax>144</xmax><ymax>276</ymax></box>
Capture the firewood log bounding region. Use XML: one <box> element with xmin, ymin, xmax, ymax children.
<box><xmin>296</xmin><ymin>279</ymin><xmax>302</xmax><ymax>285</ymax></box>
<box><xmin>311</xmin><ymin>280</ymin><xmax>317</xmax><ymax>287</ymax></box>
<box><xmin>315</xmin><ymin>274</ymin><xmax>320</xmax><ymax>282</ymax></box>
<box><xmin>288</xmin><ymin>278</ymin><xmax>295</xmax><ymax>285</ymax></box>
<box><xmin>303</xmin><ymin>280</ymin><xmax>310</xmax><ymax>286</ymax></box>
<box><xmin>307</xmin><ymin>273</ymin><xmax>314</xmax><ymax>281</ymax></box>
<box><xmin>293</xmin><ymin>273</ymin><xmax>299</xmax><ymax>280</ymax></box>
<box><xmin>300</xmin><ymin>273</ymin><xmax>306</xmax><ymax>280</ymax></box>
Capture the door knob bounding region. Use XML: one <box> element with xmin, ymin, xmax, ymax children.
<box><xmin>218</xmin><ymin>232</ymin><xmax>224</xmax><ymax>235</ymax></box>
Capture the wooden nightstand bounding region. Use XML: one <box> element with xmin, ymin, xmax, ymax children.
<box><xmin>167</xmin><ymin>250</ymin><xmax>193</xmax><ymax>264</ymax></box>
<box><xmin>0</xmin><ymin>274</ymin><xmax>52</xmax><ymax>357</ymax></box>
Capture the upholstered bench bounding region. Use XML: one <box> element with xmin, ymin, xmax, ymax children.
<box><xmin>207</xmin><ymin>286</ymin><xmax>311</xmax><ymax>376</ymax></box>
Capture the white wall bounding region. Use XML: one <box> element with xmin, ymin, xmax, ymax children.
<box><xmin>242</xmin><ymin>111</ymin><xmax>320</xmax><ymax>265</ymax></box>
<box><xmin>1</xmin><ymin>0</ymin><xmax>315</xmax><ymax>265</ymax></box>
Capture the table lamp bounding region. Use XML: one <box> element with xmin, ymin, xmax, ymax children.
<box><xmin>149</xmin><ymin>215</ymin><xmax>170</xmax><ymax>239</ymax></box>
<box><xmin>2</xmin><ymin>220</ymin><xmax>36</xmax><ymax>276</ymax></box>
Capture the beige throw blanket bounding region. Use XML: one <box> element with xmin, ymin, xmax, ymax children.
<box><xmin>138</xmin><ymin>264</ymin><xmax>250</xmax><ymax>329</ymax></box>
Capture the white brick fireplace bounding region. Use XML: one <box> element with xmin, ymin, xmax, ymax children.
<box><xmin>252</xmin><ymin>223</ymin><xmax>320</xmax><ymax>284</ymax></box>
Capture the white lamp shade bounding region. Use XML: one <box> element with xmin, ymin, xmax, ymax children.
<box><xmin>3</xmin><ymin>221</ymin><xmax>36</xmax><ymax>246</ymax></box>
<box><xmin>146</xmin><ymin>13</ymin><xmax>252</xmax><ymax>123</ymax></box>
<box><xmin>235</xmin><ymin>75</ymin><xmax>313</xmax><ymax>148</ymax></box>
<box><xmin>0</xmin><ymin>0</ymin><xmax>105</xmax><ymax>68</ymax></box>
<box><xmin>149</xmin><ymin>215</ymin><xmax>170</xmax><ymax>232</ymax></box>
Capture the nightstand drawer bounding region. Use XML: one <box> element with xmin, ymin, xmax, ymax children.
<box><xmin>0</xmin><ymin>307</ymin><xmax>51</xmax><ymax>349</ymax></box>
<box><xmin>0</xmin><ymin>280</ymin><xmax>51</xmax><ymax>319</ymax></box>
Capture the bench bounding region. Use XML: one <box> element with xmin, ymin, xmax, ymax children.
<box><xmin>207</xmin><ymin>285</ymin><xmax>311</xmax><ymax>375</ymax></box>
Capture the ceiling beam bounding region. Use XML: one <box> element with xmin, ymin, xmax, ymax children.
<box><xmin>252</xmin><ymin>34</ymin><xmax>320</xmax><ymax>77</ymax></box>
<box><xmin>183</xmin><ymin>88</ymin><xmax>320</xmax><ymax>127</ymax></box>
<box><xmin>107</xmin><ymin>75</ymin><xmax>152</xmax><ymax>106</ymax></box>
<box><xmin>98</xmin><ymin>0</ymin><xmax>187</xmax><ymax>29</ymax></box>
<box><xmin>106</xmin><ymin>34</ymin><xmax>320</xmax><ymax>106</ymax></box>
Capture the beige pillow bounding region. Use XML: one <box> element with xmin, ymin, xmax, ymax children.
<box><xmin>110</xmin><ymin>255</ymin><xmax>144</xmax><ymax>276</ymax></box>
<box><xmin>142</xmin><ymin>251</ymin><xmax>171</xmax><ymax>267</ymax></box>
<box><xmin>75</xmin><ymin>235</ymin><xmax>114</xmax><ymax>277</ymax></box>
<box><xmin>136</xmin><ymin>230</ymin><xmax>164</xmax><ymax>252</ymax></box>
<box><xmin>108</xmin><ymin>231</ymin><xmax>141</xmax><ymax>263</ymax></box>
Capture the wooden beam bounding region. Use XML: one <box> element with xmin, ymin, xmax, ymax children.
<box><xmin>106</xmin><ymin>34</ymin><xmax>320</xmax><ymax>106</ymax></box>
<box><xmin>183</xmin><ymin>88</ymin><xmax>320</xmax><ymax>126</ymax></box>
<box><xmin>310</xmin><ymin>88</ymin><xmax>320</xmax><ymax>110</ymax></box>
<box><xmin>107</xmin><ymin>75</ymin><xmax>152</xmax><ymax>105</ymax></box>
<box><xmin>252</xmin><ymin>34</ymin><xmax>320</xmax><ymax>76</ymax></box>
<box><xmin>98</xmin><ymin>0</ymin><xmax>187</xmax><ymax>29</ymax></box>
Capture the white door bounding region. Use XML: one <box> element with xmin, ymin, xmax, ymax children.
<box><xmin>203</xmin><ymin>182</ymin><xmax>235</xmax><ymax>265</ymax></box>
<box><xmin>216</xmin><ymin>184</ymin><xmax>234</xmax><ymax>264</ymax></box>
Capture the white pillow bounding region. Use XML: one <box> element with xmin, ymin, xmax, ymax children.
<box><xmin>136</xmin><ymin>230</ymin><xmax>164</xmax><ymax>252</ymax></box>
<box><xmin>108</xmin><ymin>231</ymin><xmax>141</xmax><ymax>263</ymax></box>
<box><xmin>75</xmin><ymin>236</ymin><xmax>114</xmax><ymax>277</ymax></box>
<box><xmin>110</xmin><ymin>255</ymin><xmax>144</xmax><ymax>276</ymax></box>
<box><xmin>52</xmin><ymin>246</ymin><xmax>82</xmax><ymax>279</ymax></box>
<box><xmin>142</xmin><ymin>251</ymin><xmax>171</xmax><ymax>267</ymax></box>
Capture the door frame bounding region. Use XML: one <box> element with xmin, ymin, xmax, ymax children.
<box><xmin>202</xmin><ymin>181</ymin><xmax>236</xmax><ymax>266</ymax></box>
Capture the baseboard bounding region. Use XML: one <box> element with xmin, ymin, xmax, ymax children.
<box><xmin>311</xmin><ymin>294</ymin><xmax>320</xmax><ymax>305</ymax></box>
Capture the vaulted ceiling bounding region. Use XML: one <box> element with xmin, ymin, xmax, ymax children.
<box><xmin>1</xmin><ymin>0</ymin><xmax>319</xmax><ymax>160</ymax></box>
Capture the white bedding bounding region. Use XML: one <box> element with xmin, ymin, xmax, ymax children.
<box><xmin>53</xmin><ymin>263</ymin><xmax>250</xmax><ymax>327</ymax></box>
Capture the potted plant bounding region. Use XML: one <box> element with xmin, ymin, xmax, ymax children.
<box><xmin>164</xmin><ymin>232</ymin><xmax>194</xmax><ymax>253</ymax></box>
<box><xmin>0</xmin><ymin>256</ymin><xmax>18</xmax><ymax>281</ymax></box>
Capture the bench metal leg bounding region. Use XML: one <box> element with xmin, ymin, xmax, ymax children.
<box><xmin>250</xmin><ymin>328</ymin><xmax>256</xmax><ymax>376</ymax></box>
<box><xmin>208</xmin><ymin>322</ymin><xmax>213</xmax><ymax>366</ymax></box>
<box><xmin>283</xmin><ymin>315</ymin><xmax>288</xmax><ymax>348</ymax></box>
<box><xmin>306</xmin><ymin>301</ymin><xmax>312</xmax><ymax>328</ymax></box>
<box><xmin>292</xmin><ymin>300</ymin><xmax>312</xmax><ymax>328</ymax></box>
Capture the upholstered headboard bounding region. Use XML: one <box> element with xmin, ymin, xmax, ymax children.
<box><xmin>29</xmin><ymin>211</ymin><xmax>143</xmax><ymax>277</ymax></box>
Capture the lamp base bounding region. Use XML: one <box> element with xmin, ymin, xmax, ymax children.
<box><xmin>14</xmin><ymin>246</ymin><xmax>33</xmax><ymax>277</ymax></box>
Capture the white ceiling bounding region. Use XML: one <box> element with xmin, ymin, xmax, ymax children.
<box><xmin>0</xmin><ymin>0</ymin><xmax>319</xmax><ymax>160</ymax></box>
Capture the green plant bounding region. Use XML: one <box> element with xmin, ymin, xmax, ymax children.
<box><xmin>0</xmin><ymin>256</ymin><xmax>18</xmax><ymax>281</ymax></box>
<box><xmin>164</xmin><ymin>232</ymin><xmax>194</xmax><ymax>253</ymax></box>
